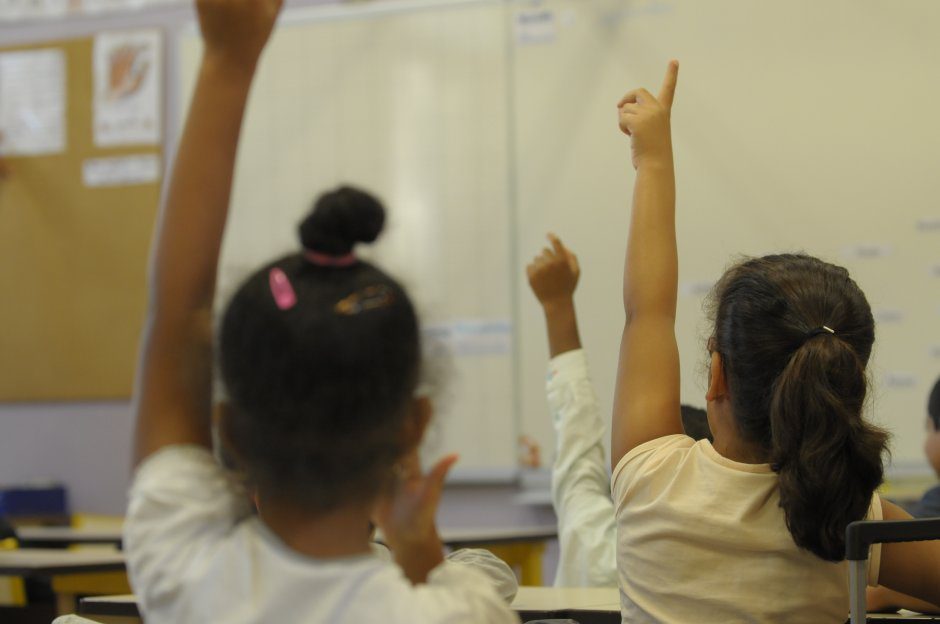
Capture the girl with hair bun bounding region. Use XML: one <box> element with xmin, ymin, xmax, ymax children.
<box><xmin>123</xmin><ymin>0</ymin><xmax>516</xmax><ymax>621</ymax></box>
<box><xmin>610</xmin><ymin>61</ymin><xmax>940</xmax><ymax>622</ymax></box>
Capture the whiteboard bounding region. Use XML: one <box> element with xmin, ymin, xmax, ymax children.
<box><xmin>181</xmin><ymin>0</ymin><xmax>518</xmax><ymax>479</ymax></box>
<box><xmin>512</xmin><ymin>0</ymin><xmax>940</xmax><ymax>472</ymax></box>
<box><xmin>180</xmin><ymin>0</ymin><xmax>940</xmax><ymax>479</ymax></box>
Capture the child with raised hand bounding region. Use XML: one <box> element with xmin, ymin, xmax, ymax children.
<box><xmin>527</xmin><ymin>233</ymin><xmax>617</xmax><ymax>588</ymax></box>
<box><xmin>610</xmin><ymin>62</ymin><xmax>940</xmax><ymax>622</ymax></box>
<box><xmin>123</xmin><ymin>0</ymin><xmax>518</xmax><ymax>621</ymax></box>
<box><xmin>527</xmin><ymin>234</ymin><xmax>711</xmax><ymax>589</ymax></box>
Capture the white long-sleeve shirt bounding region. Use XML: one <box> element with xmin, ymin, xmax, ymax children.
<box><xmin>124</xmin><ymin>445</ymin><xmax>519</xmax><ymax>624</ymax></box>
<box><xmin>546</xmin><ymin>349</ymin><xmax>618</xmax><ymax>587</ymax></box>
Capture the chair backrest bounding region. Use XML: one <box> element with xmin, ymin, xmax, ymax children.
<box><xmin>845</xmin><ymin>517</ymin><xmax>940</xmax><ymax>624</ymax></box>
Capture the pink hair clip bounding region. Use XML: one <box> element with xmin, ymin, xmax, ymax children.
<box><xmin>304</xmin><ymin>249</ymin><xmax>358</xmax><ymax>268</ymax></box>
<box><xmin>269</xmin><ymin>268</ymin><xmax>297</xmax><ymax>310</ymax></box>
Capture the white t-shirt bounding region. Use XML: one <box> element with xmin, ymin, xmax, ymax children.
<box><xmin>124</xmin><ymin>445</ymin><xmax>520</xmax><ymax>624</ymax></box>
<box><xmin>611</xmin><ymin>435</ymin><xmax>882</xmax><ymax>624</ymax></box>
<box><xmin>546</xmin><ymin>349</ymin><xmax>617</xmax><ymax>587</ymax></box>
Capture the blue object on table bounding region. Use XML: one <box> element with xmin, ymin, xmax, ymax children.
<box><xmin>0</xmin><ymin>484</ymin><xmax>69</xmax><ymax>518</ymax></box>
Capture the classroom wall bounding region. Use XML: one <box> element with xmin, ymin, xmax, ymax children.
<box><xmin>0</xmin><ymin>402</ymin><xmax>133</xmax><ymax>515</ymax></box>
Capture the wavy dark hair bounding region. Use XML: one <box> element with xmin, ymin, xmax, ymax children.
<box><xmin>219</xmin><ymin>186</ymin><xmax>420</xmax><ymax>512</ymax></box>
<box><xmin>706</xmin><ymin>254</ymin><xmax>889</xmax><ymax>561</ymax></box>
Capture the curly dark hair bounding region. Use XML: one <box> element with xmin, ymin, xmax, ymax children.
<box><xmin>219</xmin><ymin>186</ymin><xmax>420</xmax><ymax>512</ymax></box>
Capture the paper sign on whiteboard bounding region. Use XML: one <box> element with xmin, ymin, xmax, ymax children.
<box><xmin>873</xmin><ymin>308</ymin><xmax>904</xmax><ymax>324</ymax></box>
<box><xmin>916</xmin><ymin>217</ymin><xmax>940</xmax><ymax>232</ymax></box>
<box><xmin>842</xmin><ymin>244</ymin><xmax>893</xmax><ymax>260</ymax></box>
<box><xmin>0</xmin><ymin>48</ymin><xmax>66</xmax><ymax>156</ymax></box>
<box><xmin>424</xmin><ymin>320</ymin><xmax>513</xmax><ymax>357</ymax></box>
<box><xmin>82</xmin><ymin>154</ymin><xmax>161</xmax><ymax>187</ymax></box>
<box><xmin>884</xmin><ymin>372</ymin><xmax>918</xmax><ymax>389</ymax></box>
<box><xmin>515</xmin><ymin>9</ymin><xmax>556</xmax><ymax>44</ymax></box>
<box><xmin>93</xmin><ymin>29</ymin><xmax>162</xmax><ymax>147</ymax></box>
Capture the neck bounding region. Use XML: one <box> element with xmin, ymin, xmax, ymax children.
<box><xmin>711</xmin><ymin>432</ymin><xmax>768</xmax><ymax>464</ymax></box>
<box><xmin>259</xmin><ymin>496</ymin><xmax>374</xmax><ymax>559</ymax></box>
<box><xmin>708</xmin><ymin>403</ymin><xmax>768</xmax><ymax>464</ymax></box>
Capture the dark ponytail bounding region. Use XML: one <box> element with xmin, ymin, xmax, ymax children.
<box><xmin>769</xmin><ymin>335</ymin><xmax>888</xmax><ymax>561</ymax></box>
<box><xmin>708</xmin><ymin>254</ymin><xmax>889</xmax><ymax>561</ymax></box>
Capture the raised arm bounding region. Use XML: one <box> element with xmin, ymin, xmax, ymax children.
<box><xmin>527</xmin><ymin>233</ymin><xmax>582</xmax><ymax>358</ymax></box>
<box><xmin>611</xmin><ymin>61</ymin><xmax>683</xmax><ymax>469</ymax></box>
<box><xmin>132</xmin><ymin>0</ymin><xmax>282</xmax><ymax>465</ymax></box>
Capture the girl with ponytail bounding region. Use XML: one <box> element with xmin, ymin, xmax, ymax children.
<box><xmin>610</xmin><ymin>62</ymin><xmax>940</xmax><ymax>622</ymax></box>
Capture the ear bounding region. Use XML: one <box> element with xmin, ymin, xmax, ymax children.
<box><xmin>705</xmin><ymin>352</ymin><xmax>728</xmax><ymax>402</ymax></box>
<box><xmin>400</xmin><ymin>396</ymin><xmax>433</xmax><ymax>450</ymax></box>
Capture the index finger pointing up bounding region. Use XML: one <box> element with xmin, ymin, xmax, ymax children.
<box><xmin>658</xmin><ymin>60</ymin><xmax>679</xmax><ymax>110</ymax></box>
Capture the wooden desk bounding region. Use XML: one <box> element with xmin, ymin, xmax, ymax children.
<box><xmin>440</xmin><ymin>525</ymin><xmax>556</xmax><ymax>586</ymax></box>
<box><xmin>83</xmin><ymin>587</ymin><xmax>621</xmax><ymax>624</ymax></box>
<box><xmin>0</xmin><ymin>549</ymin><xmax>126</xmax><ymax>615</ymax></box>
<box><xmin>0</xmin><ymin>549</ymin><xmax>125</xmax><ymax>576</ymax></box>
<box><xmin>16</xmin><ymin>526</ymin><xmax>123</xmax><ymax>548</ymax></box>
<box><xmin>510</xmin><ymin>587</ymin><xmax>940</xmax><ymax>624</ymax></box>
<box><xmin>512</xmin><ymin>586</ymin><xmax>620</xmax><ymax>624</ymax></box>
<box><xmin>81</xmin><ymin>594</ymin><xmax>140</xmax><ymax>618</ymax></box>
<box><xmin>372</xmin><ymin>525</ymin><xmax>557</xmax><ymax>586</ymax></box>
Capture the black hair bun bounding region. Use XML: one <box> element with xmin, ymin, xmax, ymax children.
<box><xmin>298</xmin><ymin>185</ymin><xmax>386</xmax><ymax>255</ymax></box>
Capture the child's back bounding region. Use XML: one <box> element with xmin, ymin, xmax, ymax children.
<box><xmin>613</xmin><ymin>435</ymin><xmax>881</xmax><ymax>621</ymax></box>
<box><xmin>126</xmin><ymin>448</ymin><xmax>510</xmax><ymax>622</ymax></box>
<box><xmin>608</xmin><ymin>62</ymin><xmax>940</xmax><ymax>622</ymax></box>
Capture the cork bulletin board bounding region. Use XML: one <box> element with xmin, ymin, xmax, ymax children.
<box><xmin>0</xmin><ymin>35</ymin><xmax>162</xmax><ymax>401</ymax></box>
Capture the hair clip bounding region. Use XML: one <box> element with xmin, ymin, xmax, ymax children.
<box><xmin>334</xmin><ymin>285</ymin><xmax>395</xmax><ymax>315</ymax></box>
<box><xmin>304</xmin><ymin>249</ymin><xmax>358</xmax><ymax>268</ymax></box>
<box><xmin>269</xmin><ymin>268</ymin><xmax>297</xmax><ymax>310</ymax></box>
<box><xmin>804</xmin><ymin>325</ymin><xmax>836</xmax><ymax>341</ymax></box>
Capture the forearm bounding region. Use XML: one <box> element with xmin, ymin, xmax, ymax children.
<box><xmin>548</xmin><ymin>351</ymin><xmax>607</xmax><ymax>504</ymax></box>
<box><xmin>611</xmin><ymin>157</ymin><xmax>682</xmax><ymax>464</ymax></box>
<box><xmin>623</xmin><ymin>159</ymin><xmax>677</xmax><ymax>319</ymax></box>
<box><xmin>134</xmin><ymin>55</ymin><xmax>260</xmax><ymax>465</ymax></box>
<box><xmin>149</xmin><ymin>55</ymin><xmax>256</xmax><ymax>316</ymax></box>
<box><xmin>542</xmin><ymin>299</ymin><xmax>582</xmax><ymax>358</ymax></box>
<box><xmin>868</xmin><ymin>585</ymin><xmax>940</xmax><ymax>614</ymax></box>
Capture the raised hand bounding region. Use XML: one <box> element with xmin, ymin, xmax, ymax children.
<box><xmin>526</xmin><ymin>233</ymin><xmax>581</xmax><ymax>308</ymax></box>
<box><xmin>373</xmin><ymin>452</ymin><xmax>458</xmax><ymax>584</ymax></box>
<box><xmin>528</xmin><ymin>233</ymin><xmax>583</xmax><ymax>358</ymax></box>
<box><xmin>617</xmin><ymin>61</ymin><xmax>679</xmax><ymax>170</ymax></box>
<box><xmin>196</xmin><ymin>0</ymin><xmax>284</xmax><ymax>69</ymax></box>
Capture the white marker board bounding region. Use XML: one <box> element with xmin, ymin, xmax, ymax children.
<box><xmin>180</xmin><ymin>0</ymin><xmax>940</xmax><ymax>479</ymax></box>
<box><xmin>181</xmin><ymin>0</ymin><xmax>518</xmax><ymax>480</ymax></box>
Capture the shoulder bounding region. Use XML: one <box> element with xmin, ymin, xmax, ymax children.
<box><xmin>611</xmin><ymin>434</ymin><xmax>695</xmax><ymax>502</ymax></box>
<box><xmin>612</xmin><ymin>434</ymin><xmax>695</xmax><ymax>481</ymax></box>
<box><xmin>124</xmin><ymin>445</ymin><xmax>253</xmax><ymax>610</ymax></box>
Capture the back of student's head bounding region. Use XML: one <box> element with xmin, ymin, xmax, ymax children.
<box><xmin>706</xmin><ymin>253</ymin><xmax>888</xmax><ymax>562</ymax></box>
<box><xmin>219</xmin><ymin>186</ymin><xmax>420</xmax><ymax>512</ymax></box>
<box><xmin>929</xmin><ymin>376</ymin><xmax>940</xmax><ymax>430</ymax></box>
